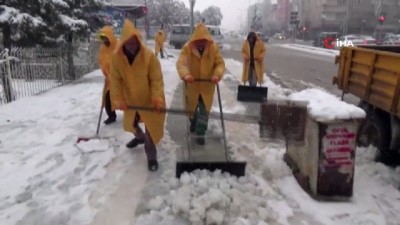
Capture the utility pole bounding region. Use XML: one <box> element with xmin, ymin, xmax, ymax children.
<box><xmin>344</xmin><ymin>0</ymin><xmax>353</xmax><ymax>35</ymax></box>
<box><xmin>189</xmin><ymin>0</ymin><xmax>196</xmax><ymax>33</ymax></box>
<box><xmin>247</xmin><ymin>0</ymin><xmax>251</xmax><ymax>33</ymax></box>
<box><xmin>144</xmin><ymin>0</ymin><xmax>149</xmax><ymax>40</ymax></box>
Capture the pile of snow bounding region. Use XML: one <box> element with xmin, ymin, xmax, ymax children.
<box><xmin>135</xmin><ymin>170</ymin><xmax>286</xmax><ymax>225</ymax></box>
<box><xmin>289</xmin><ymin>88</ymin><xmax>366</xmax><ymax>121</ymax></box>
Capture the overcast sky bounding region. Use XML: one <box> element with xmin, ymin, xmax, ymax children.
<box><xmin>178</xmin><ymin>0</ymin><xmax>261</xmax><ymax>32</ymax></box>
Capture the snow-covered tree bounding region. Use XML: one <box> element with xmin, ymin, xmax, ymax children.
<box><xmin>0</xmin><ymin>0</ymin><xmax>105</xmax><ymax>48</ymax></box>
<box><xmin>194</xmin><ymin>11</ymin><xmax>202</xmax><ymax>24</ymax></box>
<box><xmin>0</xmin><ymin>1</ymin><xmax>48</xmax><ymax>48</ymax></box>
<box><xmin>50</xmin><ymin>0</ymin><xmax>105</xmax><ymax>43</ymax></box>
<box><xmin>201</xmin><ymin>6</ymin><xmax>223</xmax><ymax>26</ymax></box>
<box><xmin>145</xmin><ymin>0</ymin><xmax>190</xmax><ymax>26</ymax></box>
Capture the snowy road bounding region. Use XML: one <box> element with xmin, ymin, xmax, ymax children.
<box><xmin>0</xmin><ymin>45</ymin><xmax>400</xmax><ymax>225</ymax></box>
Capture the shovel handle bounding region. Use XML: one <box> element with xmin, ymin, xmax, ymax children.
<box><xmin>127</xmin><ymin>105</ymin><xmax>193</xmax><ymax>115</ymax></box>
<box><xmin>194</xmin><ymin>78</ymin><xmax>212</xmax><ymax>82</ymax></box>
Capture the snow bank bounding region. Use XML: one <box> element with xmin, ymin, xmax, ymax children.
<box><xmin>289</xmin><ymin>88</ymin><xmax>366</xmax><ymax>122</ymax></box>
<box><xmin>280</xmin><ymin>44</ymin><xmax>339</xmax><ymax>58</ymax></box>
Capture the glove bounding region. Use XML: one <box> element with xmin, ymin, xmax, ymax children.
<box><xmin>152</xmin><ymin>97</ymin><xmax>164</xmax><ymax>113</ymax></box>
<box><xmin>116</xmin><ymin>101</ymin><xmax>128</xmax><ymax>111</ymax></box>
<box><xmin>211</xmin><ymin>76</ymin><xmax>220</xmax><ymax>84</ymax></box>
<box><xmin>183</xmin><ymin>75</ymin><xmax>194</xmax><ymax>83</ymax></box>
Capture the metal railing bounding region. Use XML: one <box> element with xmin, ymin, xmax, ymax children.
<box><xmin>0</xmin><ymin>41</ymin><xmax>100</xmax><ymax>105</ymax></box>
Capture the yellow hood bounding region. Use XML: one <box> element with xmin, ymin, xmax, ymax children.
<box><xmin>99</xmin><ymin>26</ymin><xmax>117</xmax><ymax>47</ymax></box>
<box><xmin>115</xmin><ymin>19</ymin><xmax>144</xmax><ymax>54</ymax></box>
<box><xmin>188</xmin><ymin>23</ymin><xmax>214</xmax><ymax>44</ymax></box>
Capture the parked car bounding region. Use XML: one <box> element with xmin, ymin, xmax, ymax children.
<box><xmin>273</xmin><ymin>33</ymin><xmax>285</xmax><ymax>40</ymax></box>
<box><xmin>313</xmin><ymin>32</ymin><xmax>339</xmax><ymax>48</ymax></box>
<box><xmin>383</xmin><ymin>34</ymin><xmax>400</xmax><ymax>45</ymax></box>
<box><xmin>358</xmin><ymin>35</ymin><xmax>377</xmax><ymax>45</ymax></box>
<box><xmin>256</xmin><ymin>32</ymin><xmax>269</xmax><ymax>42</ymax></box>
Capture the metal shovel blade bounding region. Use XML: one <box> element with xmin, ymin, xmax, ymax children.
<box><xmin>176</xmin><ymin>161</ymin><xmax>246</xmax><ymax>178</ymax></box>
<box><xmin>76</xmin><ymin>135</ymin><xmax>113</xmax><ymax>144</ymax></box>
<box><xmin>76</xmin><ymin>137</ymin><xmax>91</xmax><ymax>143</ymax></box>
<box><xmin>237</xmin><ymin>85</ymin><xmax>268</xmax><ymax>103</ymax></box>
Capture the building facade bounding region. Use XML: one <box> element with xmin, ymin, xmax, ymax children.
<box><xmin>298</xmin><ymin>0</ymin><xmax>400</xmax><ymax>38</ymax></box>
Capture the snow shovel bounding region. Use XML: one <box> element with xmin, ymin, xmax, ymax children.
<box><xmin>76</xmin><ymin>91</ymin><xmax>110</xmax><ymax>143</ymax></box>
<box><xmin>176</xmin><ymin>79</ymin><xmax>247</xmax><ymax>178</ymax></box>
<box><xmin>237</xmin><ymin>83</ymin><xmax>268</xmax><ymax>103</ymax></box>
<box><xmin>163</xmin><ymin>48</ymin><xmax>174</xmax><ymax>59</ymax></box>
<box><xmin>76</xmin><ymin>104</ymin><xmax>104</xmax><ymax>143</ymax></box>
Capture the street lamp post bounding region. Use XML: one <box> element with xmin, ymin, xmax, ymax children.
<box><xmin>144</xmin><ymin>0</ymin><xmax>149</xmax><ymax>40</ymax></box>
<box><xmin>361</xmin><ymin>19</ymin><xmax>366</xmax><ymax>34</ymax></box>
<box><xmin>189</xmin><ymin>0</ymin><xmax>196</xmax><ymax>33</ymax></box>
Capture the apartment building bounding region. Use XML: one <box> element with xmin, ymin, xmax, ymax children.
<box><xmin>298</xmin><ymin>0</ymin><xmax>400</xmax><ymax>36</ymax></box>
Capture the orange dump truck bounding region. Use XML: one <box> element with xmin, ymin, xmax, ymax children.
<box><xmin>333</xmin><ymin>46</ymin><xmax>400</xmax><ymax>162</ymax></box>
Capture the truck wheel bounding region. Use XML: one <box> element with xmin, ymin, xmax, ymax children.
<box><xmin>361</xmin><ymin>109</ymin><xmax>397</xmax><ymax>163</ymax></box>
<box><xmin>357</xmin><ymin>101</ymin><xmax>372</xmax><ymax>147</ymax></box>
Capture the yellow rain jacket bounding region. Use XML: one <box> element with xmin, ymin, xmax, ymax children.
<box><xmin>242</xmin><ymin>36</ymin><xmax>266</xmax><ymax>84</ymax></box>
<box><xmin>155</xmin><ymin>30</ymin><xmax>166</xmax><ymax>55</ymax></box>
<box><xmin>98</xmin><ymin>26</ymin><xmax>117</xmax><ymax>107</ymax></box>
<box><xmin>109</xmin><ymin>19</ymin><xmax>166</xmax><ymax>144</ymax></box>
<box><xmin>176</xmin><ymin>23</ymin><xmax>225</xmax><ymax>116</ymax></box>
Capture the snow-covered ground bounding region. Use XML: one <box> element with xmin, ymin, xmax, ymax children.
<box><xmin>279</xmin><ymin>44</ymin><xmax>340</xmax><ymax>58</ymax></box>
<box><xmin>1</xmin><ymin>48</ymin><xmax>400</xmax><ymax>225</ymax></box>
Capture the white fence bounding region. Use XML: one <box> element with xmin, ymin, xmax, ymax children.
<box><xmin>0</xmin><ymin>41</ymin><xmax>100</xmax><ymax>105</ymax></box>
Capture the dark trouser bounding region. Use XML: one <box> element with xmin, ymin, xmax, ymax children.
<box><xmin>191</xmin><ymin>96</ymin><xmax>208</xmax><ymax>136</ymax></box>
<box><xmin>105</xmin><ymin>90</ymin><xmax>116</xmax><ymax>119</ymax></box>
<box><xmin>248</xmin><ymin>65</ymin><xmax>257</xmax><ymax>87</ymax></box>
<box><xmin>160</xmin><ymin>48</ymin><xmax>164</xmax><ymax>58</ymax></box>
<box><xmin>133</xmin><ymin>113</ymin><xmax>157</xmax><ymax>160</ymax></box>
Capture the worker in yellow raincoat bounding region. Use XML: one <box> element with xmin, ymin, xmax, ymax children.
<box><xmin>176</xmin><ymin>23</ymin><xmax>225</xmax><ymax>145</ymax></box>
<box><xmin>110</xmin><ymin>19</ymin><xmax>165</xmax><ymax>171</ymax></box>
<box><xmin>154</xmin><ymin>24</ymin><xmax>166</xmax><ymax>59</ymax></box>
<box><xmin>242</xmin><ymin>31</ymin><xmax>266</xmax><ymax>86</ymax></box>
<box><xmin>98</xmin><ymin>26</ymin><xmax>118</xmax><ymax>124</ymax></box>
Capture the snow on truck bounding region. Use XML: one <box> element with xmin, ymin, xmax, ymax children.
<box><xmin>333</xmin><ymin>46</ymin><xmax>400</xmax><ymax>162</ymax></box>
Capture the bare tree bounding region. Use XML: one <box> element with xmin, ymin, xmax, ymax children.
<box><xmin>201</xmin><ymin>6</ymin><xmax>223</xmax><ymax>26</ymax></box>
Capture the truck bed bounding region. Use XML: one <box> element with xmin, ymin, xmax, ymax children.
<box><xmin>333</xmin><ymin>46</ymin><xmax>400</xmax><ymax>118</ymax></box>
